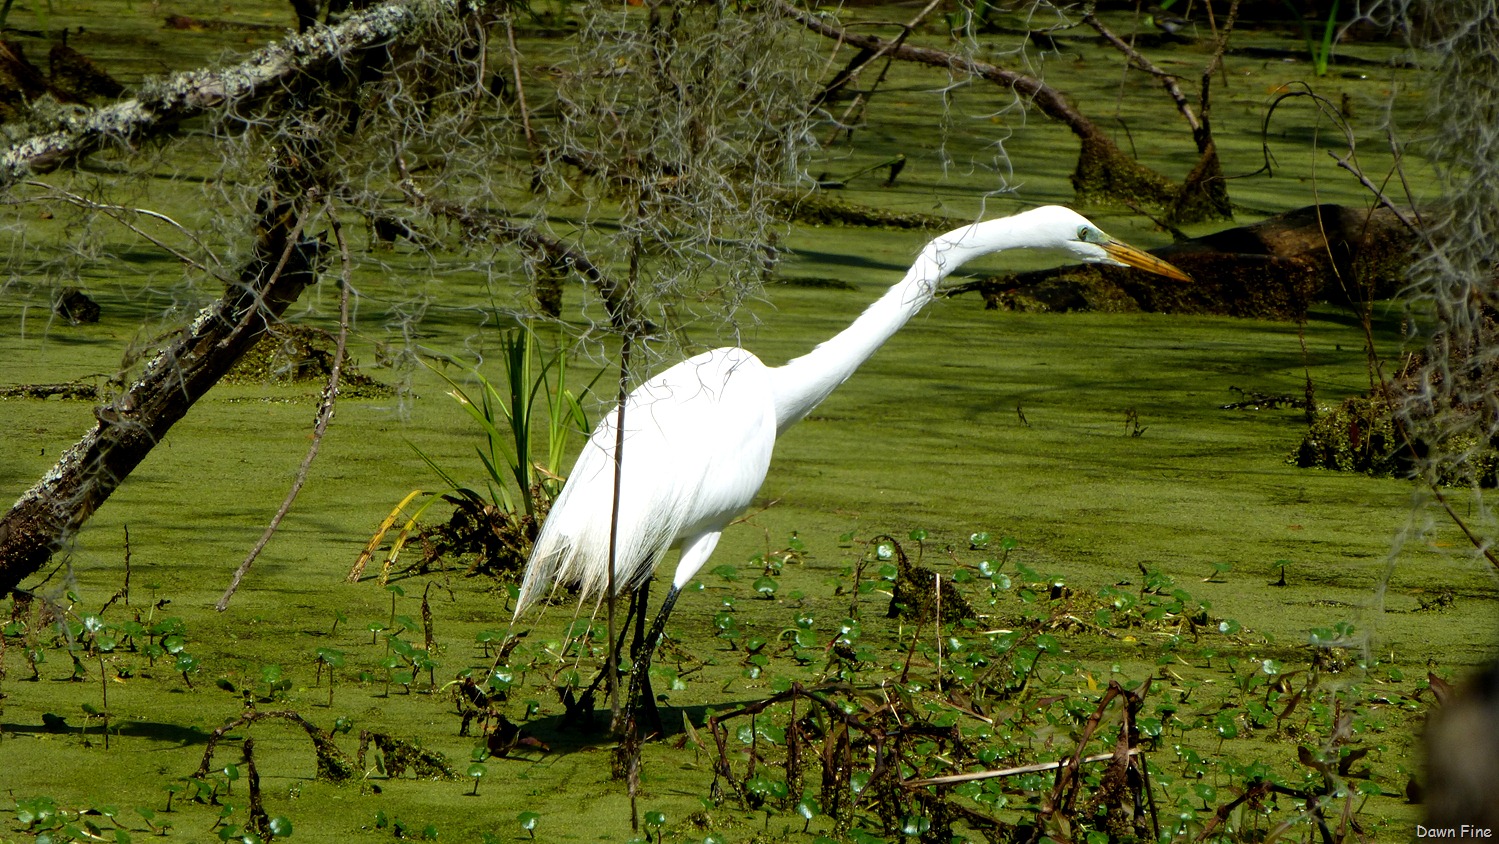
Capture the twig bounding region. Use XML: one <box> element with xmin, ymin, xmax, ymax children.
<box><xmin>503</xmin><ymin>15</ymin><xmax>535</xmax><ymax>155</ymax></box>
<box><xmin>1083</xmin><ymin>12</ymin><xmax>1199</xmax><ymax>132</ymax></box>
<box><xmin>244</xmin><ymin>738</ymin><xmax>270</xmax><ymax>840</ymax></box>
<box><xmin>1327</xmin><ymin>150</ymin><xmax>1420</xmax><ymax>233</ymax></box>
<box><xmin>216</xmin><ymin>200</ymin><xmax>351</xmax><ymax>611</ymax></box>
<box><xmin>903</xmin><ymin>748</ymin><xmax>1142</xmax><ymax>787</ymax></box>
<box><xmin>21</xmin><ymin>180</ymin><xmax>224</xmax><ymax>273</ymax></box>
<box><xmin>821</xmin><ymin>0</ymin><xmax>943</xmax><ymax>144</ymax></box>
<box><xmin>606</xmin><ymin>333</ymin><xmax>633</xmax><ymax>733</ymax></box>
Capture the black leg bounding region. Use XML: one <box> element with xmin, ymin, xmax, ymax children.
<box><xmin>565</xmin><ymin>589</ymin><xmax>646</xmax><ymax>732</ymax></box>
<box><xmin>624</xmin><ymin>584</ymin><xmax>681</xmax><ymax>739</ymax></box>
<box><xmin>629</xmin><ymin>580</ymin><xmax>650</xmax><ymax>658</ymax></box>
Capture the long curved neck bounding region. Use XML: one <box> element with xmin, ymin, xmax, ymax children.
<box><xmin>769</xmin><ymin>217</ymin><xmax>1034</xmax><ymax>431</ymax></box>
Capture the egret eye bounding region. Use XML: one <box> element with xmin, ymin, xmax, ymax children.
<box><xmin>1077</xmin><ymin>226</ymin><xmax>1107</xmax><ymax>244</ymax></box>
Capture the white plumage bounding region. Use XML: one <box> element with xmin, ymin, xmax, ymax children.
<box><xmin>516</xmin><ymin>346</ymin><xmax>776</xmax><ymax>610</ymax></box>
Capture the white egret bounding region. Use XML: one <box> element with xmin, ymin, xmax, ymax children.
<box><xmin>513</xmin><ymin>205</ymin><xmax>1191</xmax><ymax>734</ymax></box>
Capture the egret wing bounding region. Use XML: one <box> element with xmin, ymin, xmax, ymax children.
<box><xmin>515</xmin><ymin>347</ymin><xmax>776</xmax><ymax>616</ymax></box>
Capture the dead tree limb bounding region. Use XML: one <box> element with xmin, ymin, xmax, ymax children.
<box><xmin>0</xmin><ymin>0</ymin><xmax>538</xmax><ymax>596</ymax></box>
<box><xmin>0</xmin><ymin>0</ymin><xmax>464</xmax><ymax>186</ymax></box>
<box><xmin>816</xmin><ymin>0</ymin><xmax>943</xmax><ymax>144</ymax></box>
<box><xmin>0</xmin><ymin>38</ymin><xmax>353</xmax><ymax>597</ymax></box>
<box><xmin>0</xmin><ymin>192</ymin><xmax>322</xmax><ymax>597</ymax></box>
<box><xmin>772</xmin><ymin>0</ymin><xmax>1178</xmax><ymax>208</ymax></box>
<box><xmin>1082</xmin><ymin>0</ymin><xmax>1241</xmax><ymax>223</ymax></box>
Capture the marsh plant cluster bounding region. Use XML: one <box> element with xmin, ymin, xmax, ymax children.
<box><xmin>1</xmin><ymin>526</ymin><xmax>1429</xmax><ymax>843</ymax></box>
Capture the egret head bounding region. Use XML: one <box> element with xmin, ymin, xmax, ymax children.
<box><xmin>1036</xmin><ymin>205</ymin><xmax>1193</xmax><ymax>282</ymax></box>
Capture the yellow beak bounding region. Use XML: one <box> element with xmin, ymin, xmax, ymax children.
<box><xmin>1101</xmin><ymin>240</ymin><xmax>1193</xmax><ymax>282</ymax></box>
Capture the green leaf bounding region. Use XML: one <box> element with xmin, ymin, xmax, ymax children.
<box><xmin>901</xmin><ymin>815</ymin><xmax>931</xmax><ymax>836</ymax></box>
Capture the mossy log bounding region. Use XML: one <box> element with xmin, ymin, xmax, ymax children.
<box><xmin>953</xmin><ymin>204</ymin><xmax>1416</xmax><ymax>319</ymax></box>
<box><xmin>226</xmin><ymin>323</ymin><xmax>395</xmax><ymax>398</ymax></box>
<box><xmin>768</xmin><ymin>191</ymin><xmax>964</xmax><ymax>231</ymax></box>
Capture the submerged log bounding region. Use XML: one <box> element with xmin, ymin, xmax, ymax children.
<box><xmin>952</xmin><ymin>204</ymin><xmax>1417</xmax><ymax>319</ymax></box>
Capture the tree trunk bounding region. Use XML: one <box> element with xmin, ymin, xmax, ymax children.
<box><xmin>0</xmin><ymin>195</ymin><xmax>322</xmax><ymax>596</ymax></box>
<box><xmin>0</xmin><ymin>34</ymin><xmax>344</xmax><ymax>596</ymax></box>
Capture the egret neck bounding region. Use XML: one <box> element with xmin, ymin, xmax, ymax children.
<box><xmin>769</xmin><ymin>216</ymin><xmax>1026</xmax><ymax>432</ymax></box>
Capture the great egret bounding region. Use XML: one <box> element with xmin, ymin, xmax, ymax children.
<box><xmin>513</xmin><ymin>205</ymin><xmax>1190</xmax><ymax>734</ymax></box>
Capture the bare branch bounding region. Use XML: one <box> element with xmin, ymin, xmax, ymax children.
<box><xmin>20</xmin><ymin>180</ymin><xmax>224</xmax><ymax>272</ymax></box>
<box><xmin>216</xmin><ymin>201</ymin><xmax>351</xmax><ymax>612</ymax></box>
<box><xmin>1082</xmin><ymin>11</ymin><xmax>1200</xmax><ymax>133</ymax></box>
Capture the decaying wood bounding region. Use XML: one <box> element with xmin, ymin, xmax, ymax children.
<box><xmin>0</xmin><ymin>41</ymin><xmax>343</xmax><ymax>595</ymax></box>
<box><xmin>772</xmin><ymin>0</ymin><xmax>1178</xmax><ymax>210</ymax></box>
<box><xmin>1082</xmin><ymin>0</ymin><xmax>1243</xmax><ymax>224</ymax></box>
<box><xmin>949</xmin><ymin>204</ymin><xmax>1417</xmax><ymax>319</ymax></box>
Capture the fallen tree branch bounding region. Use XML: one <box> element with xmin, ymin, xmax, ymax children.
<box><xmin>771</xmin><ymin>0</ymin><xmax>1178</xmax><ymax>207</ymax></box>
<box><xmin>0</xmin><ymin>193</ymin><xmax>324</xmax><ymax>597</ymax></box>
<box><xmin>0</xmin><ymin>53</ymin><xmax>350</xmax><ymax>596</ymax></box>
<box><xmin>818</xmin><ymin>0</ymin><xmax>943</xmax><ymax>143</ymax></box>
<box><xmin>0</xmin><ymin>0</ymin><xmax>493</xmax><ymax>596</ymax></box>
<box><xmin>0</xmin><ymin>0</ymin><xmax>469</xmax><ymax>186</ymax></box>
<box><xmin>902</xmin><ymin>748</ymin><xmax>1142</xmax><ymax>788</ymax></box>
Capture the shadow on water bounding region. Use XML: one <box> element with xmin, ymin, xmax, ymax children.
<box><xmin>496</xmin><ymin>696</ymin><xmax>796</xmax><ymax>755</ymax></box>
<box><xmin>2</xmin><ymin>717</ymin><xmax>212</xmax><ymax>746</ymax></box>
